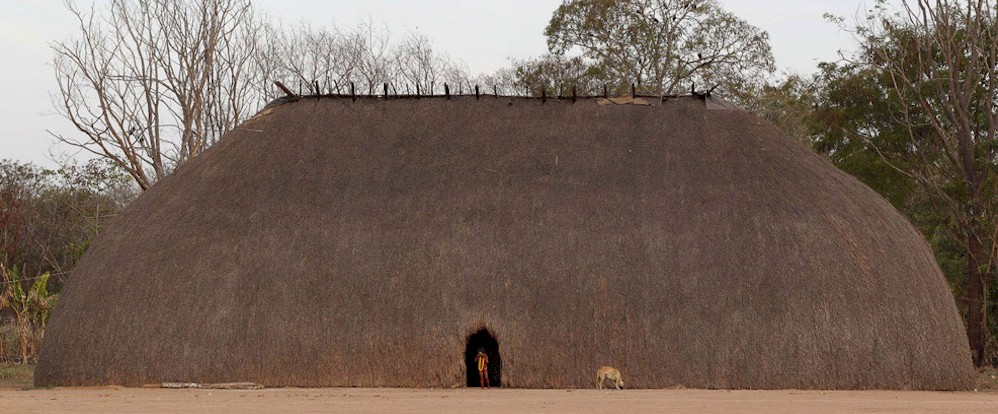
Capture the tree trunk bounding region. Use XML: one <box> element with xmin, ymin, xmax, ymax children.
<box><xmin>965</xmin><ymin>233</ymin><xmax>990</xmax><ymax>366</ymax></box>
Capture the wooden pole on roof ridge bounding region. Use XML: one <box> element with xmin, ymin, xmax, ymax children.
<box><xmin>493</xmin><ymin>85</ymin><xmax>498</xmax><ymax>98</ymax></box>
<box><xmin>383</xmin><ymin>83</ymin><xmax>389</xmax><ymax>100</ymax></box>
<box><xmin>274</xmin><ymin>81</ymin><xmax>294</xmax><ymax>97</ymax></box>
<box><xmin>350</xmin><ymin>82</ymin><xmax>355</xmax><ymax>102</ymax></box>
<box><xmin>475</xmin><ymin>85</ymin><xmax>480</xmax><ymax>100</ymax></box>
<box><xmin>445</xmin><ymin>83</ymin><xmax>450</xmax><ymax>99</ymax></box>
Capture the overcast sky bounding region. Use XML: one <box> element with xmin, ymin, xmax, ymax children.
<box><xmin>0</xmin><ymin>0</ymin><xmax>882</xmax><ymax>167</ymax></box>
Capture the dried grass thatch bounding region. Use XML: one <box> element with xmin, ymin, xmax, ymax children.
<box><xmin>35</xmin><ymin>95</ymin><xmax>973</xmax><ymax>389</ymax></box>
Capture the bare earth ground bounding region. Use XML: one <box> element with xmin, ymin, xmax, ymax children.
<box><xmin>2</xmin><ymin>367</ymin><xmax>997</xmax><ymax>413</ymax></box>
<box><xmin>1</xmin><ymin>387</ymin><xmax>998</xmax><ymax>414</ymax></box>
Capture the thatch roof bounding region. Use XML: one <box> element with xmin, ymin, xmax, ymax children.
<box><xmin>35</xmin><ymin>95</ymin><xmax>973</xmax><ymax>389</ymax></box>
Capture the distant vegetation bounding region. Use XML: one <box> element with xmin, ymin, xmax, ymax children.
<box><xmin>0</xmin><ymin>160</ymin><xmax>136</xmax><ymax>363</ymax></box>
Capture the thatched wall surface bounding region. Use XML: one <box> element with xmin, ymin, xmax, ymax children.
<box><xmin>36</xmin><ymin>96</ymin><xmax>973</xmax><ymax>389</ymax></box>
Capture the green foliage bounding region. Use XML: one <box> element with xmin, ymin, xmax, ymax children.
<box><xmin>27</xmin><ymin>272</ymin><xmax>57</xmax><ymax>330</ymax></box>
<box><xmin>488</xmin><ymin>54</ymin><xmax>607</xmax><ymax>97</ymax></box>
<box><xmin>5</xmin><ymin>265</ymin><xmax>25</xmax><ymax>311</ymax></box>
<box><xmin>746</xmin><ymin>74</ymin><xmax>818</xmax><ymax>145</ymax></box>
<box><xmin>0</xmin><ymin>264</ymin><xmax>59</xmax><ymax>363</ymax></box>
<box><xmin>806</xmin><ymin>62</ymin><xmax>920</xmax><ymax>208</ymax></box>
<box><xmin>0</xmin><ymin>159</ymin><xmax>129</xmax><ymax>363</ymax></box>
<box><xmin>542</xmin><ymin>0</ymin><xmax>774</xmax><ymax>100</ymax></box>
<box><xmin>0</xmin><ymin>159</ymin><xmax>136</xmax><ymax>293</ymax></box>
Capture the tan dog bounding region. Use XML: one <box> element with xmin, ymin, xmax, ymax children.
<box><xmin>596</xmin><ymin>366</ymin><xmax>624</xmax><ymax>390</ymax></box>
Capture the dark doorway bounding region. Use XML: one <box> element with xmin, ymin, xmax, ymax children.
<box><xmin>465</xmin><ymin>328</ymin><xmax>502</xmax><ymax>387</ymax></box>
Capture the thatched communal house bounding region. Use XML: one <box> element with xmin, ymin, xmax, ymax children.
<box><xmin>36</xmin><ymin>94</ymin><xmax>974</xmax><ymax>389</ymax></box>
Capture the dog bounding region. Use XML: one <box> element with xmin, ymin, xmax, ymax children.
<box><xmin>596</xmin><ymin>366</ymin><xmax>624</xmax><ymax>390</ymax></box>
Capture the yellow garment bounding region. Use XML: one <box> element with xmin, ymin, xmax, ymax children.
<box><xmin>477</xmin><ymin>353</ymin><xmax>488</xmax><ymax>371</ymax></box>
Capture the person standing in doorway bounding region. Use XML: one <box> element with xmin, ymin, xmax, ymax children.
<box><xmin>475</xmin><ymin>349</ymin><xmax>490</xmax><ymax>389</ymax></box>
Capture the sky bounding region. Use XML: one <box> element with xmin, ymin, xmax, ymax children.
<box><xmin>0</xmin><ymin>0</ymin><xmax>883</xmax><ymax>167</ymax></box>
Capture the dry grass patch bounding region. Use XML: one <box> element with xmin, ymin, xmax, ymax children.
<box><xmin>0</xmin><ymin>364</ymin><xmax>35</xmax><ymax>389</ymax></box>
<box><xmin>976</xmin><ymin>367</ymin><xmax>998</xmax><ymax>391</ymax></box>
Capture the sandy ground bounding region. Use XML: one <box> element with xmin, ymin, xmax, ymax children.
<box><xmin>1</xmin><ymin>387</ymin><xmax>997</xmax><ymax>414</ymax></box>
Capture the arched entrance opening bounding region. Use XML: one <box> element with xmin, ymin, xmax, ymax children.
<box><xmin>465</xmin><ymin>328</ymin><xmax>502</xmax><ymax>387</ymax></box>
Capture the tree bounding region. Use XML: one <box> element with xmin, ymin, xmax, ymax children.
<box><xmin>0</xmin><ymin>265</ymin><xmax>56</xmax><ymax>363</ymax></box>
<box><xmin>52</xmin><ymin>2</ymin><xmax>472</xmax><ymax>191</ymax></box>
<box><xmin>0</xmin><ymin>273</ymin><xmax>9</xmax><ymax>361</ymax></box>
<box><xmin>807</xmin><ymin>62</ymin><xmax>922</xmax><ymax>207</ymax></box>
<box><xmin>2</xmin><ymin>265</ymin><xmax>30</xmax><ymax>362</ymax></box>
<box><xmin>51</xmin><ymin>0</ymin><xmax>262</xmax><ymax>190</ymax></box>
<box><xmin>394</xmin><ymin>31</ymin><xmax>470</xmax><ymax>94</ymax></box>
<box><xmin>256</xmin><ymin>21</ymin><xmax>470</xmax><ymax>97</ymax></box>
<box><xmin>837</xmin><ymin>0</ymin><xmax>998</xmax><ymax>365</ymax></box>
<box><xmin>747</xmin><ymin>74</ymin><xmax>819</xmax><ymax>145</ymax></box>
<box><xmin>27</xmin><ymin>272</ymin><xmax>57</xmax><ymax>361</ymax></box>
<box><xmin>254</xmin><ymin>21</ymin><xmax>382</xmax><ymax>96</ymax></box>
<box><xmin>0</xmin><ymin>160</ymin><xmax>135</xmax><ymax>292</ymax></box>
<box><xmin>482</xmin><ymin>54</ymin><xmax>605</xmax><ymax>97</ymax></box>
<box><xmin>544</xmin><ymin>0</ymin><xmax>775</xmax><ymax>99</ymax></box>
